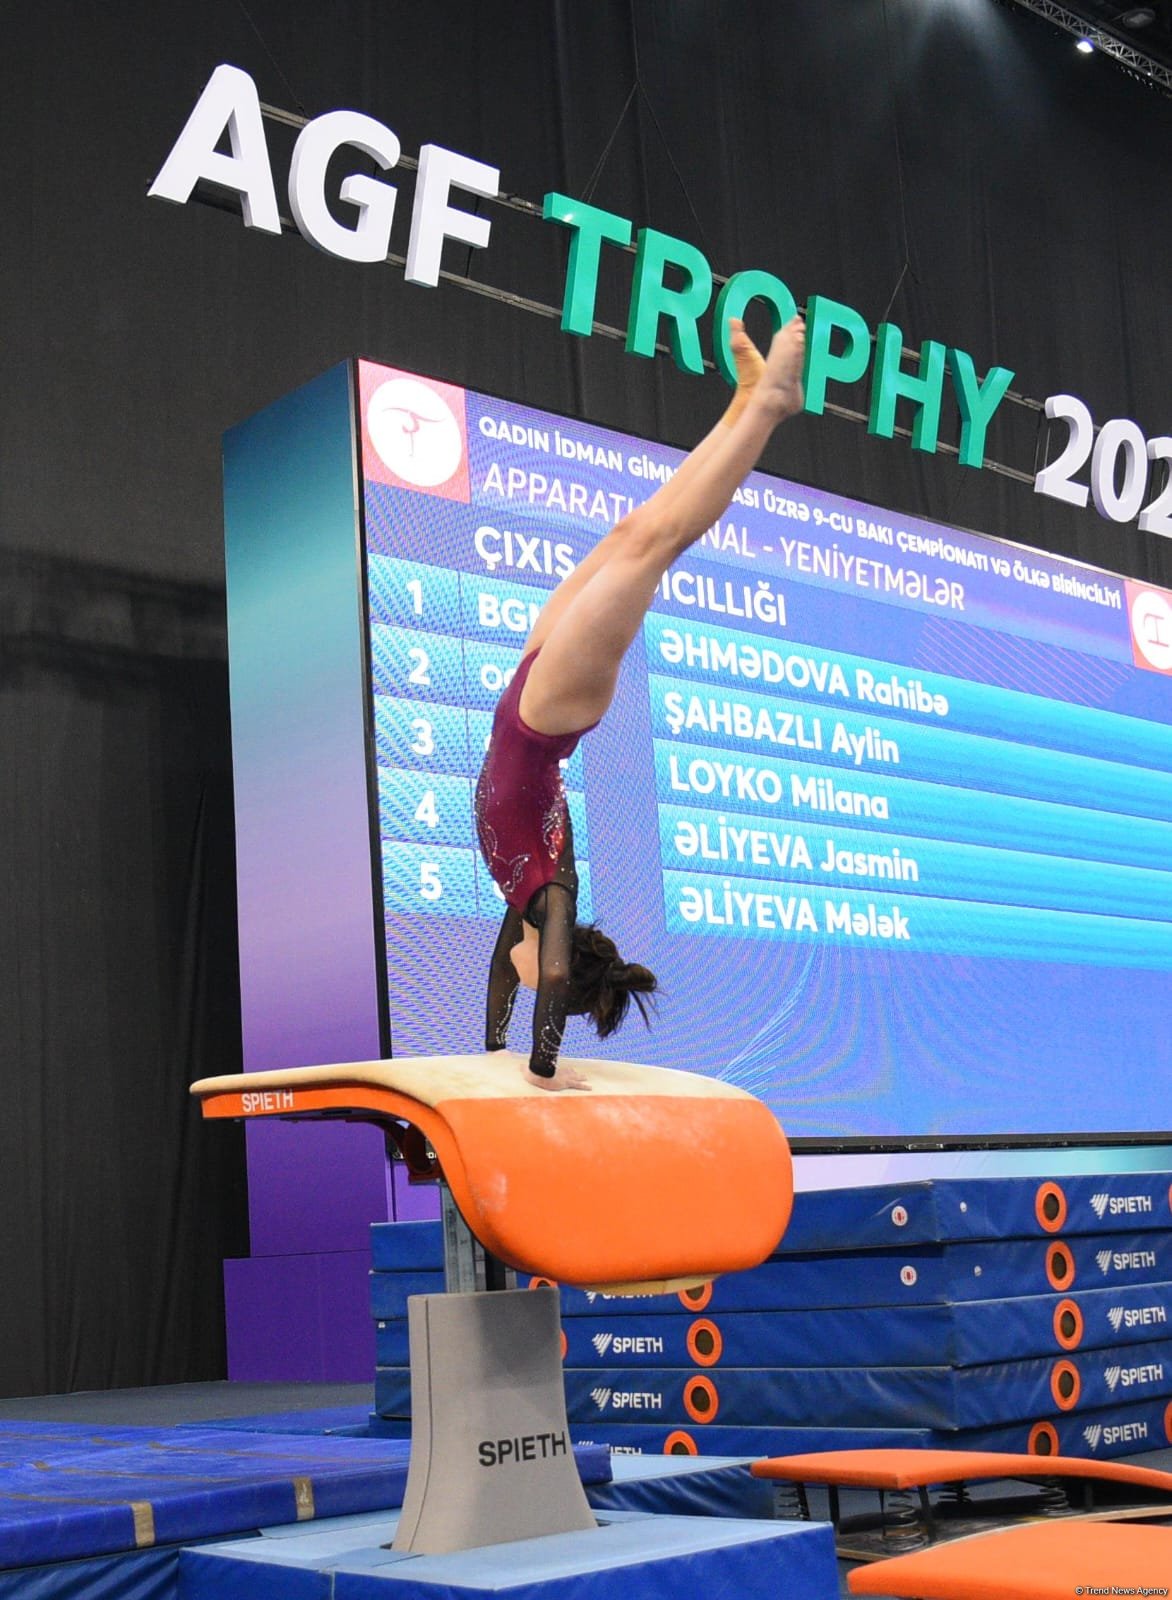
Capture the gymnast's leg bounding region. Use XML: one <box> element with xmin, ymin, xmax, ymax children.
<box><xmin>519</xmin><ymin>319</ymin><xmax>775</xmax><ymax>666</ymax></box>
<box><xmin>518</xmin><ymin>315</ymin><xmax>805</xmax><ymax>738</ymax></box>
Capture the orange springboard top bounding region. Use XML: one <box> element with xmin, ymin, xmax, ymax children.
<box><xmin>190</xmin><ymin>1052</ymin><xmax>792</xmax><ymax>1292</ymax></box>
<box><xmin>847</xmin><ymin>1519</ymin><xmax>1172</xmax><ymax>1598</ymax></box>
<box><xmin>752</xmin><ymin>1447</ymin><xmax>1172</xmax><ymax>1498</ymax></box>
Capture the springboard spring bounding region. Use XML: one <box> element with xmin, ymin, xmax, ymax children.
<box><xmin>1037</xmin><ymin>1478</ymin><xmax>1072</xmax><ymax>1516</ymax></box>
<box><xmin>878</xmin><ymin>1488</ymin><xmax>930</xmax><ymax>1552</ymax></box>
<box><xmin>771</xmin><ymin>1480</ymin><xmax>809</xmax><ymax>1520</ymax></box>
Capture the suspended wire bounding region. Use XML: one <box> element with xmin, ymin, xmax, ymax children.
<box><xmin>232</xmin><ymin>0</ymin><xmax>310</xmax><ymax>118</ymax></box>
<box><xmin>628</xmin><ymin>7</ymin><xmax>715</xmax><ymax>262</ymax></box>
<box><xmin>582</xmin><ymin>79</ymin><xmax>640</xmax><ymax>204</ymax></box>
<box><xmin>879</xmin><ymin>0</ymin><xmax>920</xmax><ymax>325</ymax></box>
<box><xmin>579</xmin><ymin>5</ymin><xmax>714</xmax><ymax>261</ymax></box>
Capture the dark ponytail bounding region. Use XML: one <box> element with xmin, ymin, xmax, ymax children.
<box><xmin>567</xmin><ymin>924</ymin><xmax>658</xmax><ymax>1038</ymax></box>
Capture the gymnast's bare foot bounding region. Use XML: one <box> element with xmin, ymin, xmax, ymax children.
<box><xmin>758</xmin><ymin>314</ymin><xmax>806</xmax><ymax>420</ymax></box>
<box><xmin>724</xmin><ymin>315</ymin><xmax>803</xmax><ymax>425</ymax></box>
<box><xmin>729</xmin><ymin>317</ymin><xmax>767</xmax><ymax>392</ymax></box>
<box><xmin>522</xmin><ymin>1060</ymin><xmax>592</xmax><ymax>1092</ymax></box>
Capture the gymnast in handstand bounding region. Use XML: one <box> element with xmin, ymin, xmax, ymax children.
<box><xmin>475</xmin><ymin>314</ymin><xmax>806</xmax><ymax>1090</ymax></box>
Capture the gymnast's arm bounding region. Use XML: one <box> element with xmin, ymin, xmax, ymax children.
<box><xmin>485</xmin><ymin>904</ymin><xmax>523</xmax><ymax>1050</ymax></box>
<box><xmin>526</xmin><ymin>882</ymin><xmax>575</xmax><ymax>1081</ymax></box>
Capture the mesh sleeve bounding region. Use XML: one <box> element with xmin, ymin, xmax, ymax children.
<box><xmin>485</xmin><ymin>905</ymin><xmax>523</xmax><ymax>1051</ymax></box>
<box><xmin>526</xmin><ymin>882</ymin><xmax>575</xmax><ymax>1079</ymax></box>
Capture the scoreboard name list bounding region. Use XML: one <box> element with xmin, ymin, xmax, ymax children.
<box><xmin>364</xmin><ymin>387</ymin><xmax>1172</xmax><ymax>974</ymax></box>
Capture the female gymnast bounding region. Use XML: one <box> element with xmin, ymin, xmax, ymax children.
<box><xmin>475</xmin><ymin>314</ymin><xmax>806</xmax><ymax>1090</ymax></box>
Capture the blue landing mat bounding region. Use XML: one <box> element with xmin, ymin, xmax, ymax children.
<box><xmin>376</xmin><ymin>1338</ymin><xmax>1172</xmax><ymax>1430</ymax></box>
<box><xmin>564</xmin><ymin>1390</ymin><xmax>1172</xmax><ymax>1460</ymax></box>
<box><xmin>177</xmin><ymin>1408</ymin><xmax>371</xmax><ymax>1436</ymax></box>
<box><xmin>589</xmin><ymin>1455</ymin><xmax>776</xmax><ymax>1520</ymax></box>
<box><xmin>378</xmin><ymin>1281</ymin><xmax>1172</xmax><ymax>1369</ymax></box>
<box><xmin>370</xmin><ymin>1175</ymin><xmax>1172</xmax><ymax>1265</ymax></box>
<box><xmin>0</xmin><ymin>1423</ymin><xmax>611</xmax><ymax>1570</ymax></box>
<box><xmin>180</xmin><ymin>1508</ymin><xmax>840</xmax><ymax>1599</ymax></box>
<box><xmin>370</xmin><ymin>1234</ymin><xmax>1172</xmax><ymax>1319</ymax></box>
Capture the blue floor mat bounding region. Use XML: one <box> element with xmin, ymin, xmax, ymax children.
<box><xmin>176</xmin><ymin>1408</ymin><xmax>371</xmax><ymax>1436</ymax></box>
<box><xmin>0</xmin><ymin>1423</ymin><xmax>609</xmax><ymax>1569</ymax></box>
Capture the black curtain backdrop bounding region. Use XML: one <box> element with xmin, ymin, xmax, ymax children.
<box><xmin>1</xmin><ymin>0</ymin><xmax>1169</xmax><ymax>1396</ymax></box>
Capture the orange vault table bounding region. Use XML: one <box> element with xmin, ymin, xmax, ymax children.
<box><xmin>190</xmin><ymin>1052</ymin><xmax>794</xmax><ymax>1292</ymax></box>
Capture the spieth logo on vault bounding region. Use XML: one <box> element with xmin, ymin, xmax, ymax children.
<box><xmin>1091</xmin><ymin>1191</ymin><xmax>1153</xmax><ymax>1218</ymax></box>
<box><xmin>589</xmin><ymin>1387</ymin><xmax>663</xmax><ymax>1412</ymax></box>
<box><xmin>359</xmin><ymin>362</ymin><xmax>470</xmax><ymax>502</ymax></box>
<box><xmin>591</xmin><ymin>1331</ymin><xmax>664</xmax><ymax>1357</ymax></box>
<box><xmin>1083</xmin><ymin>1420</ymin><xmax>1149</xmax><ymax>1452</ymax></box>
<box><xmin>1104</xmin><ymin>1361</ymin><xmax>1163</xmax><ymax>1393</ymax></box>
<box><xmin>1097</xmin><ymin>1247</ymin><xmax>1158</xmax><ymax>1275</ymax></box>
<box><xmin>584</xmin><ymin>1289</ymin><xmax>659</xmax><ymax>1304</ymax></box>
<box><xmin>1107</xmin><ymin>1304</ymin><xmax>1166</xmax><ymax>1333</ymax></box>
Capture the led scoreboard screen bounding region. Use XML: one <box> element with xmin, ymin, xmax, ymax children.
<box><xmin>357</xmin><ymin>360</ymin><xmax>1172</xmax><ymax>1146</ymax></box>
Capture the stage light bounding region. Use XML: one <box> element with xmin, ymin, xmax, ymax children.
<box><xmin>1075</xmin><ymin>35</ymin><xmax>1095</xmax><ymax>51</ymax></box>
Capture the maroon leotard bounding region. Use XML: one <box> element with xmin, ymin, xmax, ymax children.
<box><xmin>474</xmin><ymin>648</ymin><xmax>592</xmax><ymax>914</ymax></box>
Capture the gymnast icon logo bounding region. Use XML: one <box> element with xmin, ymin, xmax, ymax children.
<box><xmin>1083</xmin><ymin>1423</ymin><xmax>1102</xmax><ymax>1451</ymax></box>
<box><xmin>1090</xmin><ymin>1192</ymin><xmax>1110</xmax><ymax>1219</ymax></box>
<box><xmin>590</xmin><ymin>1387</ymin><xmax>613</xmax><ymax>1411</ymax></box>
<box><xmin>1096</xmin><ymin>1249</ymin><xmax>1113</xmax><ymax>1275</ymax></box>
<box><xmin>1108</xmin><ymin>1306</ymin><xmax>1126</xmax><ymax>1332</ymax></box>
<box><xmin>367</xmin><ymin>376</ymin><xmax>466</xmax><ymax>487</ymax></box>
<box><xmin>592</xmin><ymin>1334</ymin><xmax>614</xmax><ymax>1356</ymax></box>
<box><xmin>1128</xmin><ymin>584</ymin><xmax>1172</xmax><ymax>674</ymax></box>
<box><xmin>1105</xmin><ymin>1365</ymin><xmax>1122</xmax><ymax>1393</ymax></box>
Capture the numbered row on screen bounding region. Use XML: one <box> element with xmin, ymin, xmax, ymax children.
<box><xmin>373</xmin><ymin>694</ymin><xmax>585</xmax><ymax>787</ymax></box>
<box><xmin>368</xmin><ymin>554</ymin><xmax>546</xmax><ymax>644</ymax></box>
<box><xmin>381</xmin><ymin>839</ymin><xmax>594</xmax><ymax>923</ymax></box>
<box><xmin>661</xmin><ymin>869</ymin><xmax>1172</xmax><ymax>971</ymax></box>
<box><xmin>370</xmin><ymin>622</ymin><xmax>533</xmax><ymax>713</ymax></box>
<box><xmin>377</xmin><ymin>767</ymin><xmax>589</xmax><ymax>855</ymax></box>
<box><xmin>655</xmin><ymin>801</ymin><xmax>1172</xmax><ymax>922</ymax></box>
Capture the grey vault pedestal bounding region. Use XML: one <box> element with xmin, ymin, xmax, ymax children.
<box><xmin>393</xmin><ymin>1286</ymin><xmax>598</xmax><ymax>1555</ymax></box>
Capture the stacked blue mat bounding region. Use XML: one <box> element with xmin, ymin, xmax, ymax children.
<box><xmin>369</xmin><ymin>1174</ymin><xmax>1172</xmax><ymax>1461</ymax></box>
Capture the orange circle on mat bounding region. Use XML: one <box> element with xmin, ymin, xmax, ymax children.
<box><xmin>679</xmin><ymin>1282</ymin><xmax>713</xmax><ymax>1312</ymax></box>
<box><xmin>559</xmin><ymin>1329</ymin><xmax>567</xmax><ymax>1361</ymax></box>
<box><xmin>1046</xmin><ymin>1241</ymin><xmax>1075</xmax><ymax>1290</ymax></box>
<box><xmin>1050</xmin><ymin>1359</ymin><xmax>1081</xmax><ymax>1411</ymax></box>
<box><xmin>1035</xmin><ymin>1181</ymin><xmax>1068</xmax><ymax>1233</ymax></box>
<box><xmin>529</xmin><ymin>1276</ymin><xmax>557</xmax><ymax>1292</ymax></box>
<box><xmin>686</xmin><ymin>1319</ymin><xmax>724</xmax><ymax>1368</ymax></box>
<box><xmin>1164</xmin><ymin>1401</ymin><xmax>1172</xmax><ymax>1445</ymax></box>
<box><xmin>1053</xmin><ymin>1298</ymin><xmax>1084</xmax><ymax>1351</ymax></box>
<box><xmin>665</xmin><ymin>1430</ymin><xmax>699</xmax><ymax>1455</ymax></box>
<box><xmin>684</xmin><ymin>1375</ymin><xmax>720</xmax><ymax>1424</ymax></box>
<box><xmin>1029</xmin><ymin>1421</ymin><xmax>1060</xmax><ymax>1455</ymax></box>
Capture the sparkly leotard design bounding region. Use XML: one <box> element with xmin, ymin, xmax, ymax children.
<box><xmin>474</xmin><ymin>649</ymin><xmax>589</xmax><ymax>914</ymax></box>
